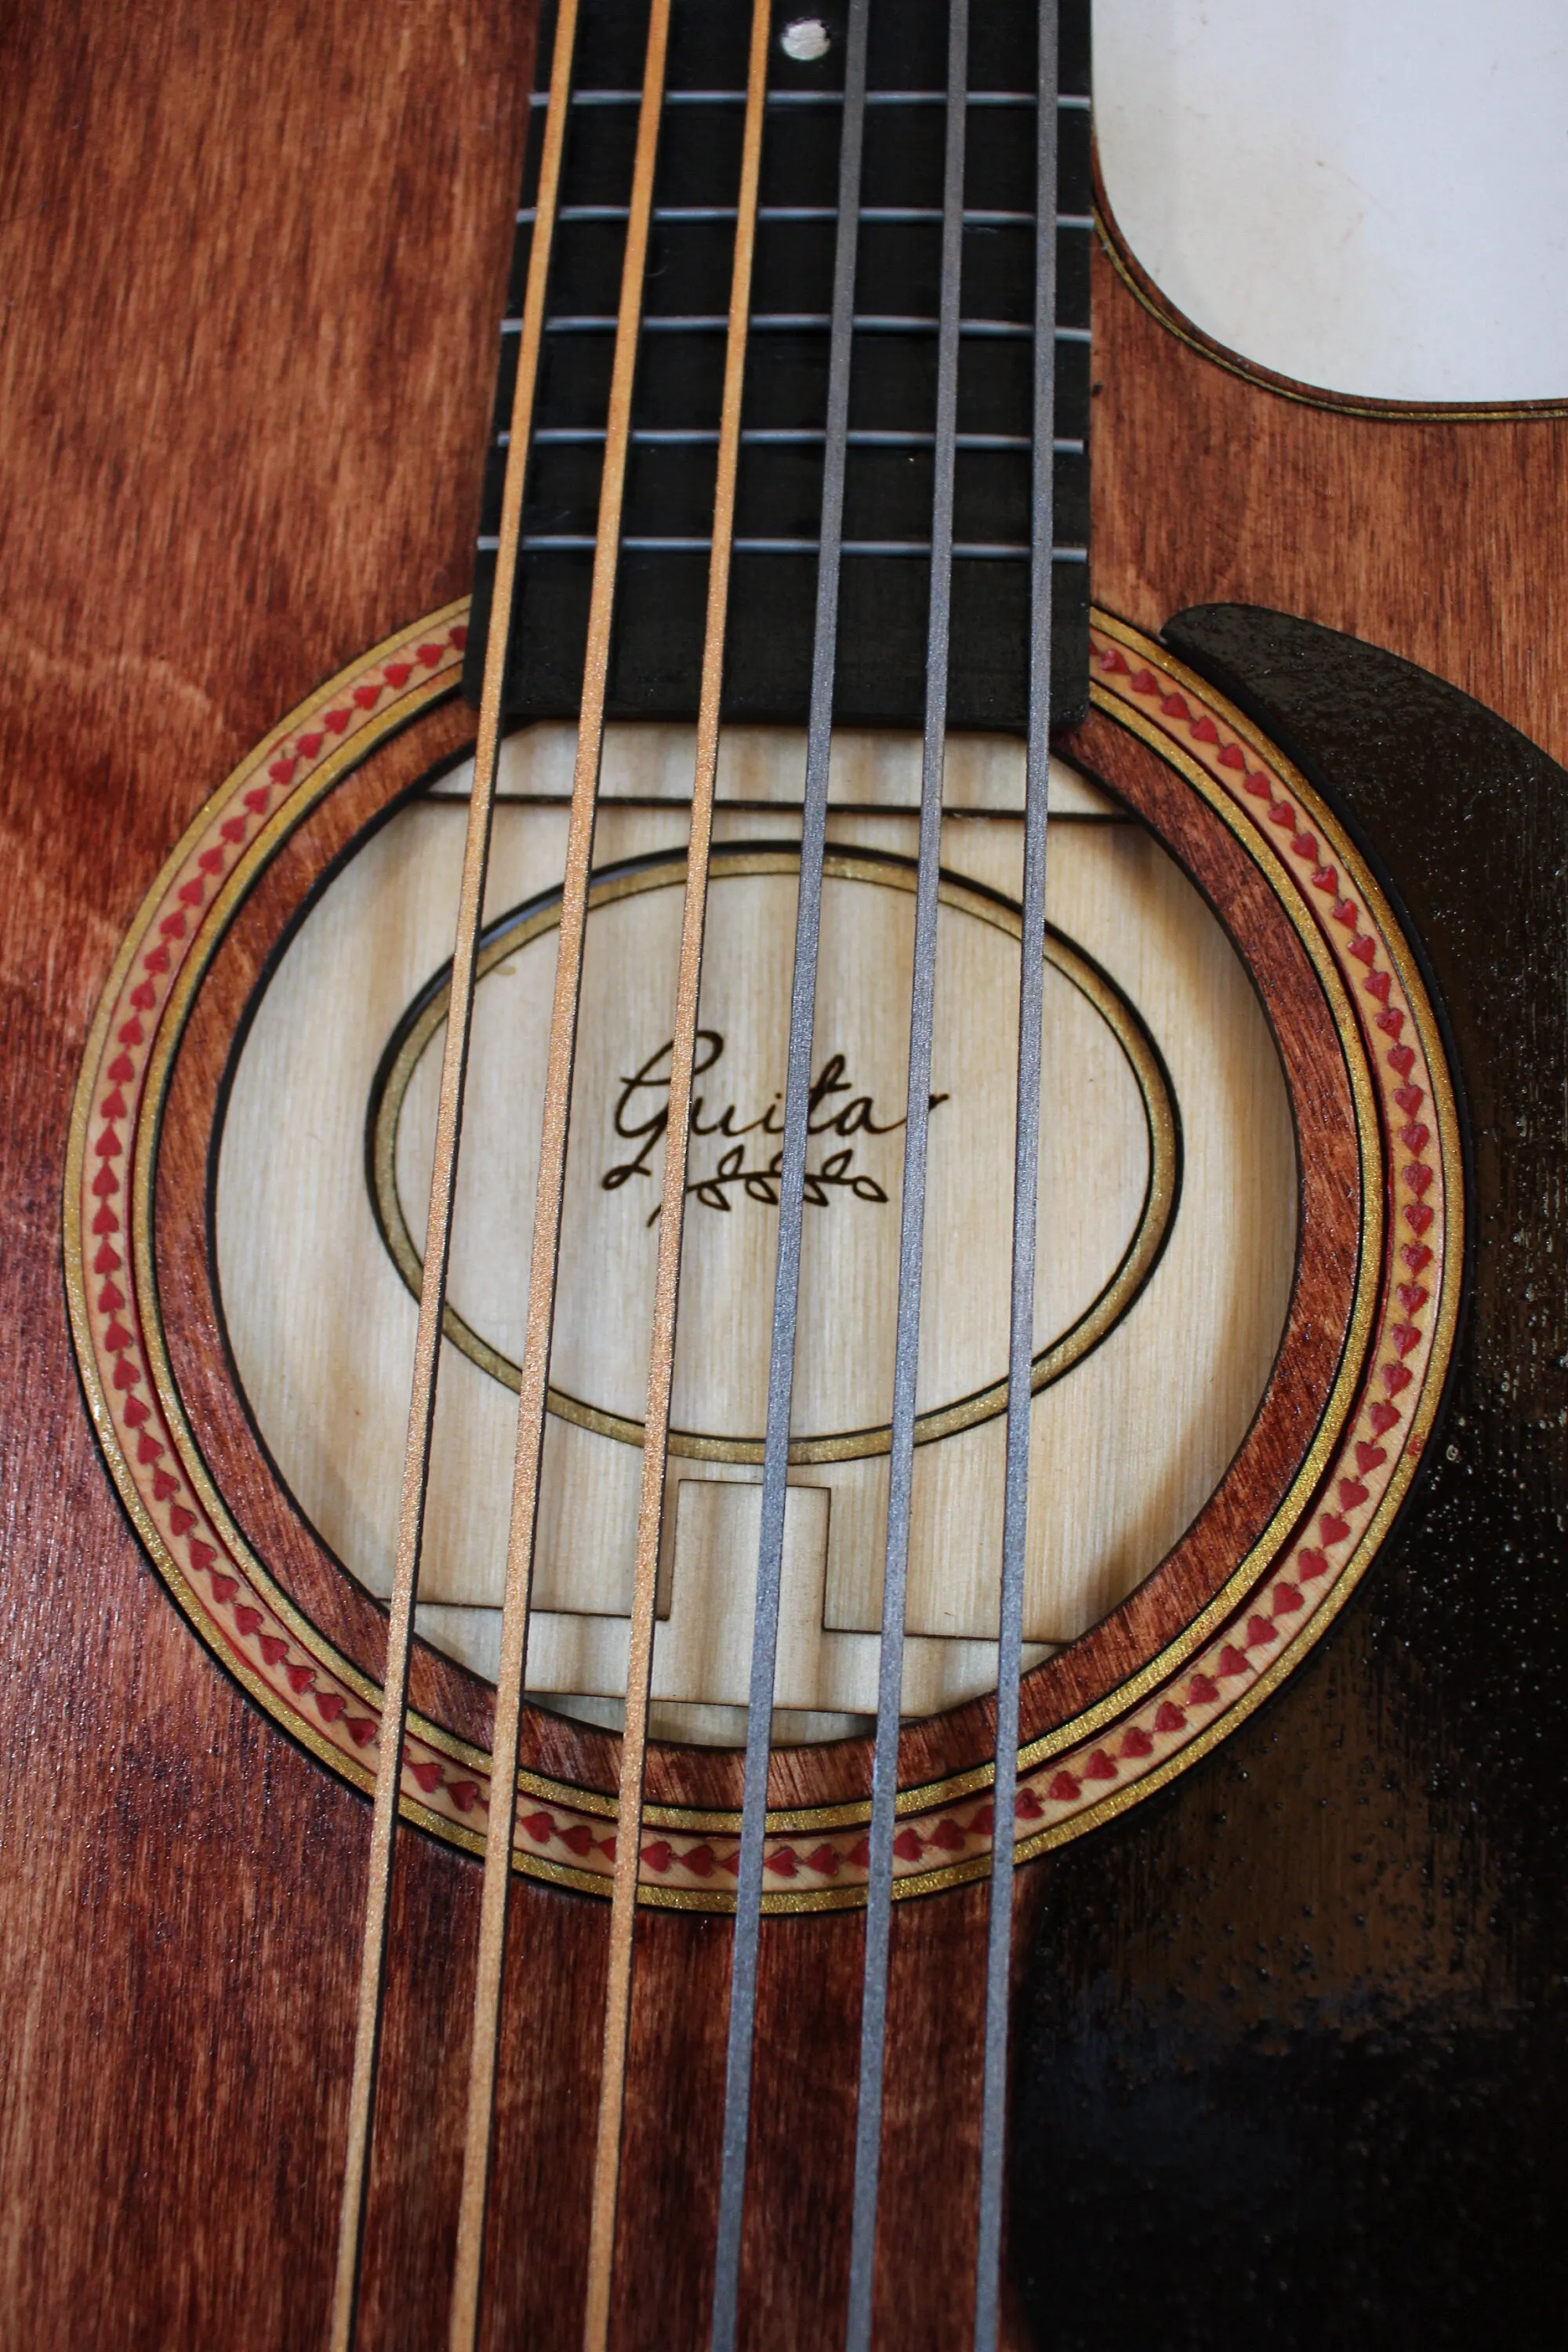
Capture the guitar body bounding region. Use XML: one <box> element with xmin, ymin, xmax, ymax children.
<box><xmin>2</xmin><ymin>5</ymin><xmax>1563</xmax><ymax>2350</ymax></box>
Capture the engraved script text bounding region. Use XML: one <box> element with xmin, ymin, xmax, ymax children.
<box><xmin>602</xmin><ymin>1031</ymin><xmax>946</xmax><ymax>1225</ymax></box>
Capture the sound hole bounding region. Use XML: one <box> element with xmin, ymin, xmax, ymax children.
<box><xmin>216</xmin><ymin>724</ymin><xmax>1295</xmax><ymax>1744</ymax></box>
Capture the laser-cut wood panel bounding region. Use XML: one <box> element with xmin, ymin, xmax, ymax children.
<box><xmin>216</xmin><ymin>731</ymin><xmax>1292</xmax><ymax>1737</ymax></box>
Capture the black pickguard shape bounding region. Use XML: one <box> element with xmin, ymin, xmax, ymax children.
<box><xmin>1013</xmin><ymin>608</ymin><xmax>1568</xmax><ymax>2350</ymax></box>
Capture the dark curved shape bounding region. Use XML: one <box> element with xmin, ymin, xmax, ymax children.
<box><xmin>1013</xmin><ymin>607</ymin><xmax>1568</xmax><ymax>2351</ymax></box>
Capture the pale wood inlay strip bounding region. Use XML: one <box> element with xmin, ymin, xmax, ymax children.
<box><xmin>447</xmin><ymin>3</ymin><xmax>673</xmax><ymax>2346</ymax></box>
<box><xmin>327</xmin><ymin>6</ymin><xmax>582</xmax><ymax>2347</ymax></box>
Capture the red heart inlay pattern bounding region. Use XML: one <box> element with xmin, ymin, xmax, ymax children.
<box><xmin>67</xmin><ymin>614</ymin><xmax>1450</xmax><ymax>1907</ymax></box>
<box><xmin>72</xmin><ymin>616</ymin><xmax>471</xmax><ymax>1835</ymax></box>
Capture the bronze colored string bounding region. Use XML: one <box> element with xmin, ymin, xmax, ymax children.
<box><xmin>326</xmin><ymin>5</ymin><xmax>580</xmax><ymax>2346</ymax></box>
<box><xmin>447</xmin><ymin>4</ymin><xmax>673</xmax><ymax>2346</ymax></box>
<box><xmin>581</xmin><ymin>7</ymin><xmax>773</xmax><ymax>2345</ymax></box>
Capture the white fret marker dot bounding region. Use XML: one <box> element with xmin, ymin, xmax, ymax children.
<box><xmin>781</xmin><ymin>18</ymin><xmax>831</xmax><ymax>63</ymax></box>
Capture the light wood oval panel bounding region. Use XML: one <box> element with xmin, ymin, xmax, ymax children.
<box><xmin>216</xmin><ymin>722</ymin><xmax>1296</xmax><ymax>1742</ymax></box>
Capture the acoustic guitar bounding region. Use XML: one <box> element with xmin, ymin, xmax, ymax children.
<box><xmin>4</xmin><ymin>1</ymin><xmax>1565</xmax><ymax>2347</ymax></box>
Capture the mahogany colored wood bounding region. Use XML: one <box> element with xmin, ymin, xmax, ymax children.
<box><xmin>1088</xmin><ymin>231</ymin><xmax>1568</xmax><ymax>777</ymax></box>
<box><xmin>2</xmin><ymin>2</ymin><xmax>1563</xmax><ymax>2346</ymax></box>
<box><xmin>0</xmin><ymin>2</ymin><xmax>538</xmax><ymax>2343</ymax></box>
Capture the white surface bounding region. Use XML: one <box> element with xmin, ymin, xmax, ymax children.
<box><xmin>1095</xmin><ymin>0</ymin><xmax>1568</xmax><ymax>402</ymax></box>
<box><xmin>780</xmin><ymin>17</ymin><xmax>830</xmax><ymax>64</ymax></box>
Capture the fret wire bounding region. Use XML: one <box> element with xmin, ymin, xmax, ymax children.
<box><xmin>528</xmin><ymin>313</ymin><xmax>1058</xmax><ymax>335</ymax></box>
<box><xmin>515</xmin><ymin>429</ymin><xmax>1080</xmax><ymax>452</ymax></box>
<box><xmin>446</xmin><ymin>5</ymin><xmax>674</xmax><ymax>2346</ymax></box>
<box><xmin>521</xmin><ymin>205</ymin><xmax>1069</xmax><ymax>224</ymax></box>
<box><xmin>707</xmin><ymin>3</ymin><xmax>871</xmax><ymax>2347</ymax></box>
<box><xmin>580</xmin><ymin>3</ymin><xmax>773</xmax><ymax>2347</ymax></box>
<box><xmin>532</xmin><ymin>85</ymin><xmax>1083</xmax><ymax>109</ymax></box>
<box><xmin>845</xmin><ymin>1</ymin><xmax>970</xmax><ymax>2343</ymax></box>
<box><xmin>325</xmin><ymin>5</ymin><xmax>582</xmax><ymax>2349</ymax></box>
<box><xmin>973</xmin><ymin>5</ymin><xmax>1061</xmax><ymax>2344</ymax></box>
<box><xmin>497</xmin><ymin>538</ymin><xmax>1084</xmax><ymax>559</ymax></box>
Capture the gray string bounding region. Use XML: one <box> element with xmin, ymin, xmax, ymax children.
<box><xmin>844</xmin><ymin>4</ymin><xmax>968</xmax><ymax>2347</ymax></box>
<box><xmin>708</xmin><ymin>5</ymin><xmax>870</xmax><ymax>2345</ymax></box>
<box><xmin>972</xmin><ymin>4</ymin><xmax>1059</xmax><ymax>2344</ymax></box>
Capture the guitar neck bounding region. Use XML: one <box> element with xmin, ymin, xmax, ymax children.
<box><xmin>464</xmin><ymin>0</ymin><xmax>1092</xmax><ymax>730</ymax></box>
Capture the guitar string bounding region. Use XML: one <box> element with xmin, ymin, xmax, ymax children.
<box><xmin>844</xmin><ymin>3</ymin><xmax>969</xmax><ymax>2347</ymax></box>
<box><xmin>579</xmin><ymin>3</ymin><xmax>772</xmax><ymax>2346</ymax></box>
<box><xmin>389</xmin><ymin>9</ymin><xmax>1059</xmax><ymax>2345</ymax></box>
<box><xmin>706</xmin><ymin>4</ymin><xmax>870</xmax><ymax>2344</ymax></box>
<box><xmin>325</xmin><ymin>3</ymin><xmax>581</xmax><ymax>2344</ymax></box>
<box><xmin>447</xmin><ymin>2</ymin><xmax>673</xmax><ymax>2342</ymax></box>
<box><xmin>974</xmin><ymin>8</ymin><xmax>1058</xmax><ymax>2343</ymax></box>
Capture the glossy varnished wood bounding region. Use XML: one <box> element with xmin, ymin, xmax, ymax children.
<box><xmin>3</xmin><ymin>5</ymin><xmax>1566</xmax><ymax>2347</ymax></box>
<box><xmin>0</xmin><ymin>2</ymin><xmax>538</xmax><ymax>2340</ymax></box>
<box><xmin>1089</xmin><ymin>234</ymin><xmax>1568</xmax><ymax>775</ymax></box>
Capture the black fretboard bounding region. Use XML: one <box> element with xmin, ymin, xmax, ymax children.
<box><xmin>464</xmin><ymin>0</ymin><xmax>1090</xmax><ymax>731</ymax></box>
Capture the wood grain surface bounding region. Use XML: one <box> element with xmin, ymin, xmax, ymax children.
<box><xmin>1090</xmin><ymin>223</ymin><xmax>1568</xmax><ymax>776</ymax></box>
<box><xmin>4</xmin><ymin>2</ymin><xmax>1566</xmax><ymax>2347</ymax></box>
<box><xmin>0</xmin><ymin>4</ymin><xmax>538</xmax><ymax>2342</ymax></box>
